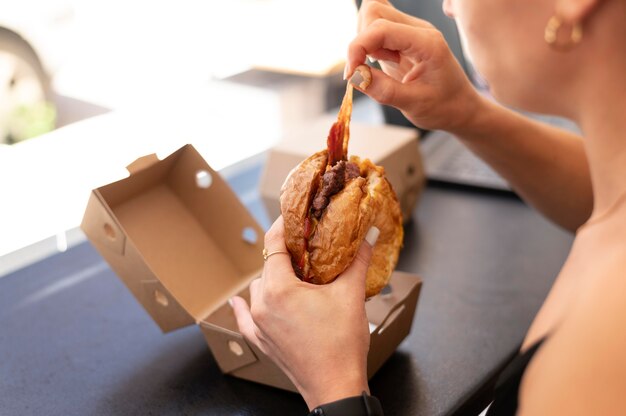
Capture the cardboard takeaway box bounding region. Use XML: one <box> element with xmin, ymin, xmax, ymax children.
<box><xmin>81</xmin><ymin>144</ymin><xmax>422</xmax><ymax>391</ymax></box>
<box><xmin>260</xmin><ymin>116</ymin><xmax>426</xmax><ymax>223</ymax></box>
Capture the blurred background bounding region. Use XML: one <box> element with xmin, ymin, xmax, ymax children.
<box><xmin>0</xmin><ymin>0</ymin><xmax>362</xmax><ymax>269</ymax></box>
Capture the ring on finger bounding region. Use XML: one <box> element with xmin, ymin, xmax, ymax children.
<box><xmin>262</xmin><ymin>248</ymin><xmax>289</xmax><ymax>262</ymax></box>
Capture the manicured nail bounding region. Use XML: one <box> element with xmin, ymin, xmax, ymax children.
<box><xmin>365</xmin><ymin>226</ymin><xmax>380</xmax><ymax>246</ymax></box>
<box><xmin>350</xmin><ymin>71</ymin><xmax>364</xmax><ymax>88</ymax></box>
<box><xmin>227</xmin><ymin>297</ymin><xmax>234</xmax><ymax>308</ymax></box>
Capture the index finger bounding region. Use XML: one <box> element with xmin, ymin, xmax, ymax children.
<box><xmin>346</xmin><ymin>19</ymin><xmax>437</xmax><ymax>79</ymax></box>
<box><xmin>358</xmin><ymin>0</ymin><xmax>433</xmax><ymax>33</ymax></box>
<box><xmin>262</xmin><ymin>216</ymin><xmax>298</xmax><ymax>282</ymax></box>
<box><xmin>358</xmin><ymin>0</ymin><xmax>392</xmax><ymax>33</ymax></box>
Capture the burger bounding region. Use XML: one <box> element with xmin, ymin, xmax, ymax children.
<box><xmin>279</xmin><ymin>65</ymin><xmax>403</xmax><ymax>298</ymax></box>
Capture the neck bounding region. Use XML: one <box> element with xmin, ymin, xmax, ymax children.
<box><xmin>577</xmin><ymin>74</ymin><xmax>626</xmax><ymax>220</ymax></box>
<box><xmin>571</xmin><ymin>0</ymin><xmax>626</xmax><ymax>221</ymax></box>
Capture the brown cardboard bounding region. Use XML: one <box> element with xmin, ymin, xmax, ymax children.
<box><xmin>259</xmin><ymin>116</ymin><xmax>426</xmax><ymax>223</ymax></box>
<box><xmin>81</xmin><ymin>144</ymin><xmax>422</xmax><ymax>391</ymax></box>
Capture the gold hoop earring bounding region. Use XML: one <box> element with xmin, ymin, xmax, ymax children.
<box><xmin>544</xmin><ymin>16</ymin><xmax>583</xmax><ymax>51</ymax></box>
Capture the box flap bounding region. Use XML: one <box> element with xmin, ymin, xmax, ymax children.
<box><xmin>199</xmin><ymin>321</ymin><xmax>260</xmax><ymax>374</ymax></box>
<box><xmin>366</xmin><ymin>271</ymin><xmax>421</xmax><ymax>377</ymax></box>
<box><xmin>366</xmin><ymin>271</ymin><xmax>420</xmax><ymax>330</ymax></box>
<box><xmin>140</xmin><ymin>280</ymin><xmax>199</xmax><ymax>332</ymax></box>
<box><xmin>126</xmin><ymin>153</ymin><xmax>159</xmax><ymax>175</ymax></box>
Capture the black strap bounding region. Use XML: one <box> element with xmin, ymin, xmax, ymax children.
<box><xmin>487</xmin><ymin>337</ymin><xmax>547</xmax><ymax>415</ymax></box>
<box><xmin>308</xmin><ymin>392</ymin><xmax>384</xmax><ymax>416</ymax></box>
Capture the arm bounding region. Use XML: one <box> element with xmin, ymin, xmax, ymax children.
<box><xmin>450</xmin><ymin>96</ymin><xmax>592</xmax><ymax>231</ymax></box>
<box><xmin>347</xmin><ymin>0</ymin><xmax>593</xmax><ymax>232</ymax></box>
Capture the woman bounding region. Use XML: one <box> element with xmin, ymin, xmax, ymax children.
<box><xmin>232</xmin><ymin>0</ymin><xmax>626</xmax><ymax>414</ymax></box>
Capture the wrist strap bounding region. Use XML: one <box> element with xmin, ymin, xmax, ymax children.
<box><xmin>308</xmin><ymin>392</ymin><xmax>384</xmax><ymax>416</ymax></box>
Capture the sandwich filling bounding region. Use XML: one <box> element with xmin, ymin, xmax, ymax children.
<box><xmin>311</xmin><ymin>160</ymin><xmax>361</xmax><ymax>218</ymax></box>
<box><xmin>292</xmin><ymin>69</ymin><xmax>372</xmax><ymax>282</ymax></box>
<box><xmin>296</xmin><ymin>159</ymin><xmax>363</xmax><ymax>281</ymax></box>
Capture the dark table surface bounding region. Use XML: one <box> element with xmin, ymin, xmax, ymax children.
<box><xmin>0</xmin><ymin>161</ymin><xmax>574</xmax><ymax>416</ymax></box>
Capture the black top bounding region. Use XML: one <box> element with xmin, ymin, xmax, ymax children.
<box><xmin>486</xmin><ymin>338</ymin><xmax>546</xmax><ymax>415</ymax></box>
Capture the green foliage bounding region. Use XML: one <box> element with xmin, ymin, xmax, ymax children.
<box><xmin>6</xmin><ymin>101</ymin><xmax>57</xmax><ymax>144</ymax></box>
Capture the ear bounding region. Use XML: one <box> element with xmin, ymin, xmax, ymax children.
<box><xmin>554</xmin><ymin>0</ymin><xmax>603</xmax><ymax>23</ymax></box>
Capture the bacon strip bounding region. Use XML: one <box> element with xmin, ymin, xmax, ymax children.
<box><xmin>326</xmin><ymin>65</ymin><xmax>371</xmax><ymax>167</ymax></box>
<box><xmin>327</xmin><ymin>82</ymin><xmax>354</xmax><ymax>167</ymax></box>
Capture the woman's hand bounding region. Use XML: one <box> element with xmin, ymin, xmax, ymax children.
<box><xmin>346</xmin><ymin>0</ymin><xmax>483</xmax><ymax>133</ymax></box>
<box><xmin>231</xmin><ymin>217</ymin><xmax>379</xmax><ymax>410</ymax></box>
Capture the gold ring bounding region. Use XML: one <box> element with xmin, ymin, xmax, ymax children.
<box><xmin>263</xmin><ymin>248</ymin><xmax>289</xmax><ymax>261</ymax></box>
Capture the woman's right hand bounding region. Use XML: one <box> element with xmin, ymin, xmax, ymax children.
<box><xmin>346</xmin><ymin>0</ymin><xmax>483</xmax><ymax>133</ymax></box>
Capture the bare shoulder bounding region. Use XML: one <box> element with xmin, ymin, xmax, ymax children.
<box><xmin>519</xmin><ymin>249</ymin><xmax>626</xmax><ymax>415</ymax></box>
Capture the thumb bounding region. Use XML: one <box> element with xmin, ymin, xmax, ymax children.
<box><xmin>350</xmin><ymin>66</ymin><xmax>408</xmax><ymax>108</ymax></box>
<box><xmin>334</xmin><ymin>226</ymin><xmax>380</xmax><ymax>292</ymax></box>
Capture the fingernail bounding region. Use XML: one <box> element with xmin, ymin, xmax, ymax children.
<box><xmin>365</xmin><ymin>226</ymin><xmax>380</xmax><ymax>246</ymax></box>
<box><xmin>227</xmin><ymin>297</ymin><xmax>234</xmax><ymax>308</ymax></box>
<box><xmin>350</xmin><ymin>71</ymin><xmax>364</xmax><ymax>88</ymax></box>
<box><xmin>343</xmin><ymin>65</ymin><xmax>349</xmax><ymax>81</ymax></box>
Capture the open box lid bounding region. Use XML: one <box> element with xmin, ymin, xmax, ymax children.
<box><xmin>81</xmin><ymin>144</ymin><xmax>265</xmax><ymax>332</ymax></box>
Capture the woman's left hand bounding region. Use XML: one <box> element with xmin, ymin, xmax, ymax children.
<box><xmin>231</xmin><ymin>216</ymin><xmax>377</xmax><ymax>410</ymax></box>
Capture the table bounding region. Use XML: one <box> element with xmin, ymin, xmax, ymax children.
<box><xmin>0</xmin><ymin>160</ymin><xmax>574</xmax><ymax>416</ymax></box>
